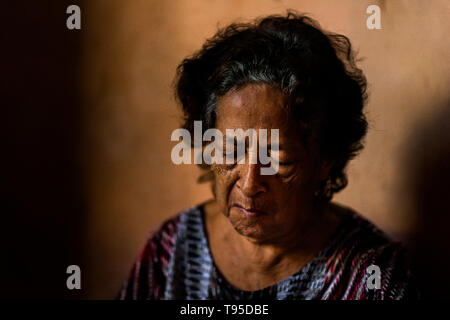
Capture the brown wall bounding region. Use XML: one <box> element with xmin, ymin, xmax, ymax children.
<box><xmin>81</xmin><ymin>0</ymin><xmax>450</xmax><ymax>298</ymax></box>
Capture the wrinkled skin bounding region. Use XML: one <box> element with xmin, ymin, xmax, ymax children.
<box><xmin>212</xmin><ymin>83</ymin><xmax>330</xmax><ymax>244</ymax></box>
<box><xmin>204</xmin><ymin>83</ymin><xmax>341</xmax><ymax>291</ymax></box>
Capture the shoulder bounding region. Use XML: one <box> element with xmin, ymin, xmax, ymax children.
<box><xmin>322</xmin><ymin>203</ymin><xmax>418</xmax><ymax>300</ymax></box>
<box><xmin>117</xmin><ymin>205</ymin><xmax>202</xmax><ymax>300</ymax></box>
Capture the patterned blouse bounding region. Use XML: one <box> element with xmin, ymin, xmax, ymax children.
<box><xmin>118</xmin><ymin>204</ymin><xmax>418</xmax><ymax>300</ymax></box>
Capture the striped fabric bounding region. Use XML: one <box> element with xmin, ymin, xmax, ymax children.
<box><xmin>118</xmin><ymin>205</ymin><xmax>418</xmax><ymax>300</ymax></box>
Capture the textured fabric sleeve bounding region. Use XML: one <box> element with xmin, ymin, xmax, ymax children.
<box><xmin>117</xmin><ymin>216</ymin><xmax>179</xmax><ymax>300</ymax></box>
<box><xmin>319</xmin><ymin>209</ymin><xmax>420</xmax><ymax>300</ymax></box>
<box><xmin>329</xmin><ymin>241</ymin><xmax>419</xmax><ymax>300</ymax></box>
<box><xmin>365</xmin><ymin>242</ymin><xmax>419</xmax><ymax>300</ymax></box>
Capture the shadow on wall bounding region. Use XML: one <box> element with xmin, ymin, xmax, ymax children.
<box><xmin>0</xmin><ymin>0</ymin><xmax>86</xmax><ymax>299</ymax></box>
<box><xmin>404</xmin><ymin>99</ymin><xmax>450</xmax><ymax>299</ymax></box>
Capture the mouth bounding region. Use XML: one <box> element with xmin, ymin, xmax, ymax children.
<box><xmin>231</xmin><ymin>203</ymin><xmax>267</xmax><ymax>217</ymax></box>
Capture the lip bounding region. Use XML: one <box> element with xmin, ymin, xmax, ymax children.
<box><xmin>231</xmin><ymin>203</ymin><xmax>267</xmax><ymax>216</ymax></box>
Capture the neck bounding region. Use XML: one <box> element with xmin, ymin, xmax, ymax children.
<box><xmin>215</xmin><ymin>200</ymin><xmax>330</xmax><ymax>276</ymax></box>
<box><xmin>204</xmin><ymin>199</ymin><xmax>340</xmax><ymax>290</ymax></box>
<box><xmin>242</xmin><ymin>205</ymin><xmax>328</xmax><ymax>272</ymax></box>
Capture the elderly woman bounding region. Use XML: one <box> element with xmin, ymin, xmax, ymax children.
<box><xmin>119</xmin><ymin>12</ymin><xmax>416</xmax><ymax>300</ymax></box>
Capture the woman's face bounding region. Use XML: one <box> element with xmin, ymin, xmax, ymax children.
<box><xmin>212</xmin><ymin>83</ymin><xmax>330</xmax><ymax>244</ymax></box>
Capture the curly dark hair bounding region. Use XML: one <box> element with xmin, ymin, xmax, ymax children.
<box><xmin>174</xmin><ymin>11</ymin><xmax>368</xmax><ymax>200</ymax></box>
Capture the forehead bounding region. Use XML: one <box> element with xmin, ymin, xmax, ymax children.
<box><xmin>216</xmin><ymin>83</ymin><xmax>291</xmax><ymax>131</ymax></box>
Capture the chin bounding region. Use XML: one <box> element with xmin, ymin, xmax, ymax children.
<box><xmin>229</xmin><ymin>216</ymin><xmax>272</xmax><ymax>241</ymax></box>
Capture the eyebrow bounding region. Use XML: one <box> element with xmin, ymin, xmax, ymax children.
<box><xmin>223</xmin><ymin>135</ymin><xmax>297</xmax><ymax>151</ymax></box>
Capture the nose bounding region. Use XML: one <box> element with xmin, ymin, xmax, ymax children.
<box><xmin>236</xmin><ymin>163</ymin><xmax>268</xmax><ymax>197</ymax></box>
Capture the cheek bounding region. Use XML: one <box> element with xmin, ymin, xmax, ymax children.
<box><xmin>277</xmin><ymin>163</ymin><xmax>307</xmax><ymax>188</ymax></box>
<box><xmin>211</xmin><ymin>164</ymin><xmax>238</xmax><ymax>203</ymax></box>
<box><xmin>275</xmin><ymin>163</ymin><xmax>317</xmax><ymax>198</ymax></box>
<box><xmin>278</xmin><ymin>169</ymin><xmax>301</xmax><ymax>187</ymax></box>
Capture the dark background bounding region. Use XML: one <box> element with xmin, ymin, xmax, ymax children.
<box><xmin>1</xmin><ymin>1</ymin><xmax>85</xmax><ymax>299</ymax></box>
